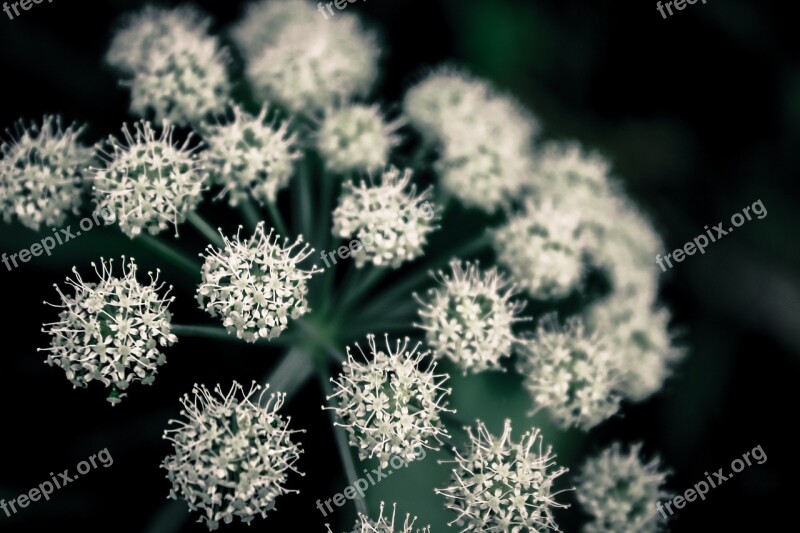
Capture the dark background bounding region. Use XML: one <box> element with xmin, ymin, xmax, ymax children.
<box><xmin>0</xmin><ymin>0</ymin><xmax>797</xmax><ymax>531</ymax></box>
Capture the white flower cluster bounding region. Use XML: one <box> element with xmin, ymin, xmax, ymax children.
<box><xmin>238</xmin><ymin>0</ymin><xmax>378</xmax><ymax>113</ymax></box>
<box><xmin>415</xmin><ymin>261</ymin><xmax>527</xmax><ymax>374</ymax></box>
<box><xmin>0</xmin><ymin>115</ymin><xmax>94</xmax><ymax>231</ymax></box>
<box><xmin>492</xmin><ymin>199</ymin><xmax>587</xmax><ymax>300</ymax></box>
<box><xmin>404</xmin><ymin>69</ymin><xmax>538</xmax><ymax>212</ymax></box>
<box><xmin>92</xmin><ymin>120</ymin><xmax>206</xmax><ymax>238</ymax></box>
<box><xmin>317</xmin><ymin>104</ymin><xmax>402</xmax><ymax>174</ymax></box>
<box><xmin>437</xmin><ymin>419</ymin><xmax>569</xmax><ymax>532</ymax></box>
<box><xmin>576</xmin><ymin>443</ymin><xmax>671</xmax><ymax>533</ymax></box>
<box><xmin>202</xmin><ymin>105</ymin><xmax>300</xmax><ymax>206</ymax></box>
<box><xmin>329</xmin><ymin>502</ymin><xmax>431</xmax><ymax>533</ymax></box>
<box><xmin>107</xmin><ymin>6</ymin><xmax>230</xmax><ymax>126</ymax></box>
<box><xmin>39</xmin><ymin>257</ymin><xmax>176</xmax><ymax>405</ymax></box>
<box><xmin>518</xmin><ymin>315</ymin><xmax>621</xmax><ymax>431</ymax></box>
<box><xmin>162</xmin><ymin>381</ymin><xmax>304</xmax><ymax>530</ymax></box>
<box><xmin>333</xmin><ymin>167</ymin><xmax>437</xmax><ymax>268</ymax></box>
<box><xmin>325</xmin><ymin>334</ymin><xmax>452</xmax><ymax>468</ymax></box>
<box><xmin>197</xmin><ymin>222</ymin><xmax>321</xmax><ymax>343</ymax></box>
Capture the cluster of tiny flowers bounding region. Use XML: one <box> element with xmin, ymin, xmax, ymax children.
<box><xmin>92</xmin><ymin>120</ymin><xmax>206</xmax><ymax>238</ymax></box>
<box><xmin>587</xmin><ymin>295</ymin><xmax>683</xmax><ymax>402</ymax></box>
<box><xmin>162</xmin><ymin>381</ymin><xmax>304</xmax><ymax>530</ymax></box>
<box><xmin>0</xmin><ymin>116</ymin><xmax>94</xmax><ymax>231</ymax></box>
<box><xmin>492</xmin><ymin>200</ymin><xmax>587</xmax><ymax>300</ymax></box>
<box><xmin>108</xmin><ymin>6</ymin><xmax>230</xmax><ymax>126</ymax></box>
<box><xmin>414</xmin><ymin>261</ymin><xmax>527</xmax><ymax>374</ymax></box>
<box><xmin>329</xmin><ymin>502</ymin><xmax>431</xmax><ymax>533</ymax></box>
<box><xmin>325</xmin><ymin>334</ymin><xmax>452</xmax><ymax>467</ymax></box>
<box><xmin>404</xmin><ymin>68</ymin><xmax>538</xmax><ymax>212</ymax></box>
<box><xmin>517</xmin><ymin>315</ymin><xmax>621</xmax><ymax>431</ymax></box>
<box><xmin>39</xmin><ymin>257</ymin><xmax>176</xmax><ymax>405</ymax></box>
<box><xmin>333</xmin><ymin>167</ymin><xmax>438</xmax><ymax>268</ymax></box>
<box><xmin>437</xmin><ymin>419</ymin><xmax>569</xmax><ymax>532</ymax></box>
<box><xmin>576</xmin><ymin>443</ymin><xmax>671</xmax><ymax>533</ymax></box>
<box><xmin>201</xmin><ymin>105</ymin><xmax>300</xmax><ymax>206</ymax></box>
<box><xmin>240</xmin><ymin>0</ymin><xmax>378</xmax><ymax>112</ymax></box>
<box><xmin>317</xmin><ymin>104</ymin><xmax>402</xmax><ymax>174</ymax></box>
<box><xmin>197</xmin><ymin>222</ymin><xmax>321</xmax><ymax>343</ymax></box>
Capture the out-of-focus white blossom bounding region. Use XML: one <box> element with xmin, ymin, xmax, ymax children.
<box><xmin>202</xmin><ymin>105</ymin><xmax>300</xmax><ymax>206</ymax></box>
<box><xmin>231</xmin><ymin>0</ymin><xmax>314</xmax><ymax>59</ymax></box>
<box><xmin>0</xmin><ymin>116</ymin><xmax>94</xmax><ymax>231</ymax></box>
<box><xmin>324</xmin><ymin>334</ymin><xmax>452</xmax><ymax>468</ymax></box>
<box><xmin>40</xmin><ymin>257</ymin><xmax>176</xmax><ymax>405</ymax></box>
<box><xmin>92</xmin><ymin>120</ymin><xmax>206</xmax><ymax>238</ymax></box>
<box><xmin>163</xmin><ymin>381</ymin><xmax>304</xmax><ymax>530</ymax></box>
<box><xmin>197</xmin><ymin>222</ymin><xmax>321</xmax><ymax>343</ymax></box>
<box><xmin>415</xmin><ymin>261</ymin><xmax>527</xmax><ymax>374</ymax></box>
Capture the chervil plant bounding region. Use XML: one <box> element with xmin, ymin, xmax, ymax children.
<box><xmin>2</xmin><ymin>0</ymin><xmax>685</xmax><ymax>530</ymax></box>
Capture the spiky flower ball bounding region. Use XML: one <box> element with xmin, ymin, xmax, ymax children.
<box><xmin>317</xmin><ymin>104</ymin><xmax>402</xmax><ymax>174</ymax></box>
<box><xmin>202</xmin><ymin>105</ymin><xmax>300</xmax><ymax>206</ymax></box>
<box><xmin>197</xmin><ymin>222</ymin><xmax>321</xmax><ymax>343</ymax></box>
<box><xmin>39</xmin><ymin>257</ymin><xmax>176</xmax><ymax>405</ymax></box>
<box><xmin>415</xmin><ymin>261</ymin><xmax>527</xmax><ymax>374</ymax></box>
<box><xmin>245</xmin><ymin>6</ymin><xmax>378</xmax><ymax>112</ymax></box>
<box><xmin>325</xmin><ymin>334</ymin><xmax>452</xmax><ymax>467</ymax></box>
<box><xmin>517</xmin><ymin>315</ymin><xmax>621</xmax><ymax>431</ymax></box>
<box><xmin>231</xmin><ymin>0</ymin><xmax>318</xmax><ymax>60</ymax></box>
<box><xmin>437</xmin><ymin>419</ymin><xmax>569</xmax><ymax>532</ymax></box>
<box><xmin>576</xmin><ymin>443</ymin><xmax>671</xmax><ymax>533</ymax></box>
<box><xmin>0</xmin><ymin>116</ymin><xmax>94</xmax><ymax>231</ymax></box>
<box><xmin>162</xmin><ymin>381</ymin><xmax>304</xmax><ymax>530</ymax></box>
<box><xmin>587</xmin><ymin>295</ymin><xmax>683</xmax><ymax>402</ymax></box>
<box><xmin>493</xmin><ymin>200</ymin><xmax>587</xmax><ymax>300</ymax></box>
<box><xmin>92</xmin><ymin>120</ymin><xmax>205</xmax><ymax>238</ymax></box>
<box><xmin>332</xmin><ymin>167</ymin><xmax>437</xmax><ymax>268</ymax></box>
<box><xmin>108</xmin><ymin>6</ymin><xmax>230</xmax><ymax>126</ymax></box>
<box><xmin>328</xmin><ymin>502</ymin><xmax>431</xmax><ymax>533</ymax></box>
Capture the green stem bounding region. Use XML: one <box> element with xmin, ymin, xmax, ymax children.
<box><xmin>266</xmin><ymin>201</ymin><xmax>289</xmax><ymax>237</ymax></box>
<box><xmin>294</xmin><ymin>159</ymin><xmax>314</xmax><ymax>240</ymax></box>
<box><xmin>340</xmin><ymin>266</ymin><xmax>389</xmax><ymax>313</ymax></box>
<box><xmin>319</xmin><ymin>366</ymin><xmax>369</xmax><ymax>518</ymax></box>
<box><xmin>239</xmin><ymin>200</ymin><xmax>262</xmax><ymax>231</ymax></box>
<box><xmin>261</xmin><ymin>348</ymin><xmax>314</xmax><ymax>400</ymax></box>
<box><xmin>137</xmin><ymin>234</ymin><xmax>201</xmax><ymax>279</ymax></box>
<box><xmin>186</xmin><ymin>211</ymin><xmax>224</xmax><ymax>248</ymax></box>
<box><xmin>296</xmin><ymin>318</ymin><xmax>344</xmax><ymax>362</ymax></box>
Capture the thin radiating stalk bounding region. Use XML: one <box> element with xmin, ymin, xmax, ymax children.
<box><xmin>261</xmin><ymin>348</ymin><xmax>314</xmax><ymax>400</ymax></box>
<box><xmin>186</xmin><ymin>211</ymin><xmax>224</xmax><ymax>248</ymax></box>
<box><xmin>293</xmin><ymin>158</ymin><xmax>314</xmax><ymax>240</ymax></box>
<box><xmin>266</xmin><ymin>200</ymin><xmax>289</xmax><ymax>237</ymax></box>
<box><xmin>319</xmin><ymin>365</ymin><xmax>369</xmax><ymax>518</ymax></box>
<box><xmin>137</xmin><ymin>234</ymin><xmax>201</xmax><ymax>279</ymax></box>
<box><xmin>239</xmin><ymin>200</ymin><xmax>262</xmax><ymax>232</ymax></box>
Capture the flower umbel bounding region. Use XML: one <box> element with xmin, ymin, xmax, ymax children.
<box><xmin>92</xmin><ymin>120</ymin><xmax>206</xmax><ymax>238</ymax></box>
<box><xmin>437</xmin><ymin>419</ymin><xmax>570</xmax><ymax>532</ymax></box>
<box><xmin>0</xmin><ymin>115</ymin><xmax>94</xmax><ymax>231</ymax></box>
<box><xmin>162</xmin><ymin>381</ymin><xmax>304</xmax><ymax>530</ymax></box>
<box><xmin>39</xmin><ymin>257</ymin><xmax>176</xmax><ymax>405</ymax></box>
<box><xmin>576</xmin><ymin>442</ymin><xmax>671</xmax><ymax>533</ymax></box>
<box><xmin>329</xmin><ymin>501</ymin><xmax>431</xmax><ymax>533</ymax></box>
<box><xmin>325</xmin><ymin>334</ymin><xmax>452</xmax><ymax>468</ymax></box>
<box><xmin>197</xmin><ymin>222</ymin><xmax>321</xmax><ymax>343</ymax></box>
<box><xmin>415</xmin><ymin>261</ymin><xmax>527</xmax><ymax>374</ymax></box>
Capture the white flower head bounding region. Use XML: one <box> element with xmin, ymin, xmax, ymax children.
<box><xmin>163</xmin><ymin>381</ymin><xmax>304</xmax><ymax>530</ymax></box>
<box><xmin>324</xmin><ymin>334</ymin><xmax>452</xmax><ymax>468</ymax></box>
<box><xmin>437</xmin><ymin>419</ymin><xmax>569</xmax><ymax>532</ymax></box>
<box><xmin>197</xmin><ymin>222</ymin><xmax>321</xmax><ymax>343</ymax></box>
<box><xmin>231</xmin><ymin>0</ymin><xmax>315</xmax><ymax>59</ymax></box>
<box><xmin>415</xmin><ymin>261</ymin><xmax>528</xmax><ymax>374</ymax></box>
<box><xmin>0</xmin><ymin>116</ymin><xmax>94</xmax><ymax>230</ymax></box>
<box><xmin>92</xmin><ymin>120</ymin><xmax>206</xmax><ymax>238</ymax></box>
<box><xmin>332</xmin><ymin>167</ymin><xmax>438</xmax><ymax>268</ymax></box>
<box><xmin>317</xmin><ymin>103</ymin><xmax>402</xmax><ymax>174</ymax></box>
<box><xmin>587</xmin><ymin>295</ymin><xmax>683</xmax><ymax>402</ymax></box>
<box><xmin>492</xmin><ymin>200</ymin><xmax>587</xmax><ymax>300</ymax></box>
<box><xmin>577</xmin><ymin>442</ymin><xmax>671</xmax><ymax>533</ymax></box>
<box><xmin>201</xmin><ymin>104</ymin><xmax>300</xmax><ymax>206</ymax></box>
<box><xmin>329</xmin><ymin>501</ymin><xmax>431</xmax><ymax>533</ymax></box>
<box><xmin>246</xmin><ymin>11</ymin><xmax>378</xmax><ymax>113</ymax></box>
<box><xmin>532</xmin><ymin>141</ymin><xmax>612</xmax><ymax>206</ymax></box>
<box><xmin>39</xmin><ymin>257</ymin><xmax>176</xmax><ymax>405</ymax></box>
<box><xmin>517</xmin><ymin>314</ymin><xmax>621</xmax><ymax>431</ymax></box>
